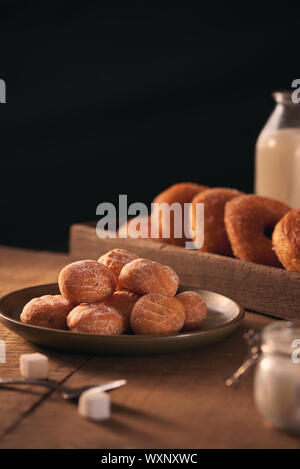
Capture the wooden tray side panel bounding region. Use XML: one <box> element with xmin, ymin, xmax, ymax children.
<box><xmin>70</xmin><ymin>223</ymin><xmax>300</xmax><ymax>320</ymax></box>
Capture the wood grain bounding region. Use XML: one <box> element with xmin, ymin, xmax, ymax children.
<box><xmin>70</xmin><ymin>222</ymin><xmax>300</xmax><ymax>320</ymax></box>
<box><xmin>0</xmin><ymin>246</ymin><xmax>90</xmax><ymax>441</ymax></box>
<box><xmin>1</xmin><ymin>312</ymin><xmax>300</xmax><ymax>449</ymax></box>
<box><xmin>0</xmin><ymin>245</ymin><xmax>299</xmax><ymax>448</ymax></box>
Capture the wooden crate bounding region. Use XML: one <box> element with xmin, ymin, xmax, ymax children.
<box><xmin>69</xmin><ymin>222</ymin><xmax>300</xmax><ymax>320</ymax></box>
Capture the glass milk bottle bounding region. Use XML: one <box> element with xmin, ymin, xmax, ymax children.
<box><xmin>255</xmin><ymin>91</ymin><xmax>300</xmax><ymax>208</ymax></box>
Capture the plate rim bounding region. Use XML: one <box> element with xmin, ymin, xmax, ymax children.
<box><xmin>0</xmin><ymin>283</ymin><xmax>245</xmax><ymax>341</ymax></box>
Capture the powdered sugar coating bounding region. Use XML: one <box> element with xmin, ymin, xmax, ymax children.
<box><xmin>176</xmin><ymin>291</ymin><xmax>207</xmax><ymax>331</ymax></box>
<box><xmin>272</xmin><ymin>208</ymin><xmax>300</xmax><ymax>271</ymax></box>
<box><xmin>224</xmin><ymin>195</ymin><xmax>290</xmax><ymax>267</ymax></box>
<box><xmin>118</xmin><ymin>258</ymin><xmax>179</xmax><ymax>296</ymax></box>
<box><xmin>20</xmin><ymin>295</ymin><xmax>74</xmax><ymax>330</ymax></box>
<box><xmin>98</xmin><ymin>249</ymin><xmax>139</xmax><ymax>279</ymax></box>
<box><xmin>67</xmin><ymin>303</ymin><xmax>123</xmax><ymax>335</ymax></box>
<box><xmin>104</xmin><ymin>289</ymin><xmax>140</xmax><ymax>331</ymax></box>
<box><xmin>59</xmin><ymin>260</ymin><xmax>116</xmax><ymax>303</ymax></box>
<box><xmin>131</xmin><ymin>293</ymin><xmax>185</xmax><ymax>335</ymax></box>
<box><xmin>152</xmin><ymin>182</ymin><xmax>208</xmax><ymax>246</ymax></box>
<box><xmin>191</xmin><ymin>187</ymin><xmax>244</xmax><ymax>256</ymax></box>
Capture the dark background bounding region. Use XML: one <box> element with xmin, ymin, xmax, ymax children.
<box><xmin>0</xmin><ymin>2</ymin><xmax>299</xmax><ymax>252</ymax></box>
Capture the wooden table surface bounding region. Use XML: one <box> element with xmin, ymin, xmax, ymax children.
<box><xmin>0</xmin><ymin>245</ymin><xmax>299</xmax><ymax>449</ymax></box>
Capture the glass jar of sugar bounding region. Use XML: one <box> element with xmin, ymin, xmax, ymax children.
<box><xmin>254</xmin><ymin>321</ymin><xmax>300</xmax><ymax>434</ymax></box>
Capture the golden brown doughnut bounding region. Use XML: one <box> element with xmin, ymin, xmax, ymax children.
<box><xmin>59</xmin><ymin>260</ymin><xmax>116</xmax><ymax>303</ymax></box>
<box><xmin>118</xmin><ymin>258</ymin><xmax>179</xmax><ymax>296</ymax></box>
<box><xmin>104</xmin><ymin>289</ymin><xmax>140</xmax><ymax>331</ymax></box>
<box><xmin>117</xmin><ymin>216</ymin><xmax>155</xmax><ymax>240</ymax></box>
<box><xmin>224</xmin><ymin>195</ymin><xmax>290</xmax><ymax>267</ymax></box>
<box><xmin>130</xmin><ymin>293</ymin><xmax>185</xmax><ymax>335</ymax></box>
<box><xmin>98</xmin><ymin>248</ymin><xmax>139</xmax><ymax>278</ymax></box>
<box><xmin>67</xmin><ymin>303</ymin><xmax>124</xmax><ymax>335</ymax></box>
<box><xmin>20</xmin><ymin>295</ymin><xmax>74</xmax><ymax>330</ymax></box>
<box><xmin>190</xmin><ymin>187</ymin><xmax>244</xmax><ymax>255</ymax></box>
<box><xmin>175</xmin><ymin>291</ymin><xmax>207</xmax><ymax>331</ymax></box>
<box><xmin>152</xmin><ymin>182</ymin><xmax>208</xmax><ymax>246</ymax></box>
<box><xmin>272</xmin><ymin>209</ymin><xmax>300</xmax><ymax>272</ymax></box>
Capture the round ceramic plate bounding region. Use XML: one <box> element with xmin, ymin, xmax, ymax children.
<box><xmin>0</xmin><ymin>284</ymin><xmax>244</xmax><ymax>355</ymax></box>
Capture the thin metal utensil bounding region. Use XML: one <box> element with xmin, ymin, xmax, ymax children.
<box><xmin>0</xmin><ymin>378</ymin><xmax>127</xmax><ymax>399</ymax></box>
<box><xmin>226</xmin><ymin>329</ymin><xmax>261</xmax><ymax>386</ymax></box>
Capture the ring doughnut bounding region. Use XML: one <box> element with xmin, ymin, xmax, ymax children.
<box><xmin>130</xmin><ymin>293</ymin><xmax>185</xmax><ymax>335</ymax></box>
<box><xmin>224</xmin><ymin>194</ymin><xmax>290</xmax><ymax>266</ymax></box>
<box><xmin>20</xmin><ymin>295</ymin><xmax>74</xmax><ymax>330</ymax></box>
<box><xmin>272</xmin><ymin>209</ymin><xmax>300</xmax><ymax>272</ymax></box>
<box><xmin>176</xmin><ymin>291</ymin><xmax>207</xmax><ymax>331</ymax></box>
<box><xmin>117</xmin><ymin>216</ymin><xmax>155</xmax><ymax>240</ymax></box>
<box><xmin>152</xmin><ymin>182</ymin><xmax>208</xmax><ymax>246</ymax></box>
<box><xmin>190</xmin><ymin>187</ymin><xmax>244</xmax><ymax>255</ymax></box>
<box><xmin>118</xmin><ymin>258</ymin><xmax>179</xmax><ymax>296</ymax></box>
<box><xmin>59</xmin><ymin>260</ymin><xmax>116</xmax><ymax>303</ymax></box>
<box><xmin>67</xmin><ymin>303</ymin><xmax>124</xmax><ymax>335</ymax></box>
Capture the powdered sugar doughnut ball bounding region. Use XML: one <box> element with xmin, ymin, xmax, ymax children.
<box><xmin>176</xmin><ymin>291</ymin><xmax>207</xmax><ymax>331</ymax></box>
<box><xmin>104</xmin><ymin>289</ymin><xmax>140</xmax><ymax>331</ymax></box>
<box><xmin>98</xmin><ymin>249</ymin><xmax>139</xmax><ymax>279</ymax></box>
<box><xmin>130</xmin><ymin>293</ymin><xmax>185</xmax><ymax>335</ymax></box>
<box><xmin>20</xmin><ymin>295</ymin><xmax>74</xmax><ymax>330</ymax></box>
<box><xmin>118</xmin><ymin>258</ymin><xmax>179</xmax><ymax>296</ymax></box>
<box><xmin>59</xmin><ymin>260</ymin><xmax>116</xmax><ymax>303</ymax></box>
<box><xmin>67</xmin><ymin>303</ymin><xmax>124</xmax><ymax>335</ymax></box>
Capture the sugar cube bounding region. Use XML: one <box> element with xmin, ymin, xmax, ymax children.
<box><xmin>78</xmin><ymin>388</ymin><xmax>111</xmax><ymax>421</ymax></box>
<box><xmin>20</xmin><ymin>353</ymin><xmax>48</xmax><ymax>379</ymax></box>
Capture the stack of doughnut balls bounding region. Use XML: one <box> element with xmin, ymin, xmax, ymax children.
<box><xmin>119</xmin><ymin>182</ymin><xmax>300</xmax><ymax>271</ymax></box>
<box><xmin>20</xmin><ymin>249</ymin><xmax>207</xmax><ymax>335</ymax></box>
